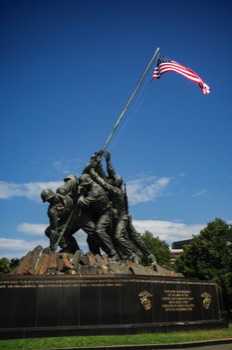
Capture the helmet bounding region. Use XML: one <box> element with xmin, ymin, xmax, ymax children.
<box><xmin>113</xmin><ymin>175</ymin><xmax>123</xmax><ymax>187</ymax></box>
<box><xmin>64</xmin><ymin>174</ymin><xmax>77</xmax><ymax>182</ymax></box>
<box><xmin>79</xmin><ymin>174</ymin><xmax>93</xmax><ymax>186</ymax></box>
<box><xmin>41</xmin><ymin>189</ymin><xmax>56</xmax><ymax>202</ymax></box>
<box><xmin>56</xmin><ymin>188</ymin><xmax>66</xmax><ymax>196</ymax></box>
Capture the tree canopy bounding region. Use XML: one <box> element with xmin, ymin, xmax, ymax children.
<box><xmin>0</xmin><ymin>257</ymin><xmax>20</xmax><ymax>275</ymax></box>
<box><xmin>138</xmin><ymin>230</ymin><xmax>171</xmax><ymax>266</ymax></box>
<box><xmin>175</xmin><ymin>218</ymin><xmax>232</xmax><ymax>317</ymax></box>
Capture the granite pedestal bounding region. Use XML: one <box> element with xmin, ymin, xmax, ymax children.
<box><xmin>0</xmin><ymin>274</ymin><xmax>227</xmax><ymax>339</ymax></box>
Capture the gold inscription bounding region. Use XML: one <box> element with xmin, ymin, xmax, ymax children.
<box><xmin>0</xmin><ymin>279</ymin><xmax>123</xmax><ymax>289</ymax></box>
<box><xmin>0</xmin><ymin>278</ymin><xmax>217</xmax><ymax>292</ymax></box>
<box><xmin>162</xmin><ymin>289</ymin><xmax>195</xmax><ymax>312</ymax></box>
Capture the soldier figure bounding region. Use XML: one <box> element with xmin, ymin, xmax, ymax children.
<box><xmin>56</xmin><ymin>173</ymin><xmax>102</xmax><ymax>255</ymax></box>
<box><xmin>78</xmin><ymin>174</ymin><xmax>119</xmax><ymax>260</ymax></box>
<box><xmin>93</xmin><ymin>151</ymin><xmax>157</xmax><ymax>265</ymax></box>
<box><xmin>89</xmin><ymin>167</ymin><xmax>139</xmax><ymax>262</ymax></box>
<box><xmin>41</xmin><ymin>188</ymin><xmax>79</xmax><ymax>254</ymax></box>
<box><xmin>56</xmin><ymin>173</ymin><xmax>78</xmax><ymax>199</ymax></box>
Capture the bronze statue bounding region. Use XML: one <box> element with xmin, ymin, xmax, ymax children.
<box><xmin>41</xmin><ymin>150</ymin><xmax>157</xmax><ymax>266</ymax></box>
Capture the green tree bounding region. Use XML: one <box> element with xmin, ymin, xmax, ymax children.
<box><xmin>0</xmin><ymin>257</ymin><xmax>20</xmax><ymax>274</ymax></box>
<box><xmin>175</xmin><ymin>218</ymin><xmax>232</xmax><ymax>317</ymax></box>
<box><xmin>0</xmin><ymin>257</ymin><xmax>11</xmax><ymax>274</ymax></box>
<box><xmin>9</xmin><ymin>258</ymin><xmax>20</xmax><ymax>270</ymax></box>
<box><xmin>138</xmin><ymin>230</ymin><xmax>171</xmax><ymax>266</ymax></box>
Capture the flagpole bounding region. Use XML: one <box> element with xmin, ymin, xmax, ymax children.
<box><xmin>54</xmin><ymin>49</ymin><xmax>160</xmax><ymax>252</ymax></box>
<box><xmin>102</xmin><ymin>47</ymin><xmax>160</xmax><ymax>151</ymax></box>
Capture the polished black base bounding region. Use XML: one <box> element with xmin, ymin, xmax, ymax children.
<box><xmin>0</xmin><ymin>274</ymin><xmax>227</xmax><ymax>339</ymax></box>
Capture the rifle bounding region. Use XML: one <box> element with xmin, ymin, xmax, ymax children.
<box><xmin>53</xmin><ymin>209</ymin><xmax>74</xmax><ymax>251</ymax></box>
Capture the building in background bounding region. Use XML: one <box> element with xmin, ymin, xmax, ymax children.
<box><xmin>170</xmin><ymin>239</ymin><xmax>193</xmax><ymax>263</ymax></box>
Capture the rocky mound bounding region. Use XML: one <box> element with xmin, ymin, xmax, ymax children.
<box><xmin>9</xmin><ymin>245</ymin><xmax>182</xmax><ymax>277</ymax></box>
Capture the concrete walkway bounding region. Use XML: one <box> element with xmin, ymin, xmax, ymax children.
<box><xmin>152</xmin><ymin>342</ymin><xmax>232</xmax><ymax>350</ymax></box>
<box><xmin>47</xmin><ymin>338</ymin><xmax>232</xmax><ymax>350</ymax></box>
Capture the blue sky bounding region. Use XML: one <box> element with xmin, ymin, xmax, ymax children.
<box><xmin>1</xmin><ymin>0</ymin><xmax>231</xmax><ymax>259</ymax></box>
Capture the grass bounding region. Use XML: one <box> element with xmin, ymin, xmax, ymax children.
<box><xmin>0</xmin><ymin>325</ymin><xmax>232</xmax><ymax>350</ymax></box>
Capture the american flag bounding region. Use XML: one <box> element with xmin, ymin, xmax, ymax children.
<box><xmin>152</xmin><ymin>55</ymin><xmax>211</xmax><ymax>94</ymax></box>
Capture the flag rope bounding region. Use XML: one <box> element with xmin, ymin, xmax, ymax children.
<box><xmin>102</xmin><ymin>47</ymin><xmax>160</xmax><ymax>151</ymax></box>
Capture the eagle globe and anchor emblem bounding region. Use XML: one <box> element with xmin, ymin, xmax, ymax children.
<box><xmin>138</xmin><ymin>291</ymin><xmax>153</xmax><ymax>310</ymax></box>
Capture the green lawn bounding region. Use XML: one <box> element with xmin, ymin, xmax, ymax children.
<box><xmin>0</xmin><ymin>325</ymin><xmax>232</xmax><ymax>350</ymax></box>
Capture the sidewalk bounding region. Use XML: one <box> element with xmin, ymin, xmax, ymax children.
<box><xmin>46</xmin><ymin>338</ymin><xmax>232</xmax><ymax>350</ymax></box>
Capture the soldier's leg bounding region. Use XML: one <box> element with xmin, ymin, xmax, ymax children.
<box><xmin>114</xmin><ymin>220</ymin><xmax>137</xmax><ymax>260</ymax></box>
<box><xmin>67</xmin><ymin>214</ymin><xmax>96</xmax><ymax>254</ymax></box>
<box><xmin>61</xmin><ymin>233</ymin><xmax>80</xmax><ymax>254</ymax></box>
<box><xmin>128</xmin><ymin>222</ymin><xmax>157</xmax><ymax>264</ymax></box>
<box><xmin>95</xmin><ymin>211</ymin><xmax>119</xmax><ymax>259</ymax></box>
<box><xmin>45</xmin><ymin>226</ymin><xmax>58</xmax><ymax>250</ymax></box>
<box><xmin>87</xmin><ymin>235</ymin><xmax>101</xmax><ymax>255</ymax></box>
<box><xmin>80</xmin><ymin>213</ymin><xmax>103</xmax><ymax>256</ymax></box>
<box><xmin>56</xmin><ymin>220</ymin><xmax>79</xmax><ymax>253</ymax></box>
<box><xmin>45</xmin><ymin>226</ymin><xmax>50</xmax><ymax>240</ymax></box>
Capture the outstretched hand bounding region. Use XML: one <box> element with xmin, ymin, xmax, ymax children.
<box><xmin>96</xmin><ymin>149</ymin><xmax>104</xmax><ymax>157</ymax></box>
<box><xmin>104</xmin><ymin>151</ymin><xmax>111</xmax><ymax>161</ymax></box>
